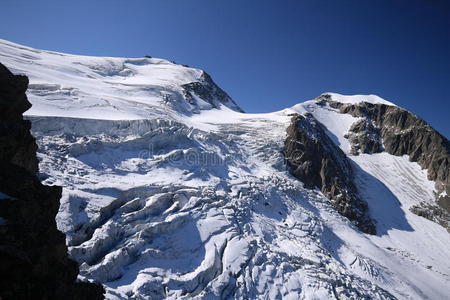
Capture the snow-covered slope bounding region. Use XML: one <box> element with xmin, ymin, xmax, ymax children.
<box><xmin>0</xmin><ymin>39</ymin><xmax>241</xmax><ymax>121</ymax></box>
<box><xmin>1</xmin><ymin>39</ymin><xmax>449</xmax><ymax>299</ymax></box>
<box><xmin>322</xmin><ymin>93</ymin><xmax>396</xmax><ymax>106</ymax></box>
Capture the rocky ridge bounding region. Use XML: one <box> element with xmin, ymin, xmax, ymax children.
<box><xmin>181</xmin><ymin>71</ymin><xmax>243</xmax><ymax>113</ymax></box>
<box><xmin>284</xmin><ymin>113</ymin><xmax>376</xmax><ymax>234</ymax></box>
<box><xmin>321</xmin><ymin>93</ymin><xmax>450</xmax><ymax>230</ymax></box>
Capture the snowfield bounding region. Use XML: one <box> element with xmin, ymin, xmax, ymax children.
<box><xmin>1</xmin><ymin>39</ymin><xmax>449</xmax><ymax>299</ymax></box>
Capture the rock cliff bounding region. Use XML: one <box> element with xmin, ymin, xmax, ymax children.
<box><xmin>284</xmin><ymin>113</ymin><xmax>376</xmax><ymax>234</ymax></box>
<box><xmin>0</xmin><ymin>63</ymin><xmax>104</xmax><ymax>299</ymax></box>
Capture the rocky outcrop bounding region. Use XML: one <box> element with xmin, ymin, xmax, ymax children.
<box><xmin>0</xmin><ymin>63</ymin><xmax>104</xmax><ymax>299</ymax></box>
<box><xmin>410</xmin><ymin>202</ymin><xmax>450</xmax><ymax>230</ymax></box>
<box><xmin>326</xmin><ymin>96</ymin><xmax>450</xmax><ymax>229</ymax></box>
<box><xmin>0</xmin><ymin>68</ymin><xmax>38</xmax><ymax>174</ymax></box>
<box><xmin>284</xmin><ymin>113</ymin><xmax>376</xmax><ymax>234</ymax></box>
<box><xmin>344</xmin><ymin>119</ymin><xmax>383</xmax><ymax>155</ymax></box>
<box><xmin>181</xmin><ymin>71</ymin><xmax>244</xmax><ymax>112</ymax></box>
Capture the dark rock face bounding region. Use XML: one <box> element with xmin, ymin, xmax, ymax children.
<box><xmin>328</xmin><ymin>98</ymin><xmax>450</xmax><ymax>229</ymax></box>
<box><xmin>284</xmin><ymin>113</ymin><xmax>376</xmax><ymax>234</ymax></box>
<box><xmin>181</xmin><ymin>71</ymin><xmax>244</xmax><ymax>112</ymax></box>
<box><xmin>0</xmin><ymin>63</ymin><xmax>104</xmax><ymax>299</ymax></box>
<box><xmin>0</xmin><ymin>67</ymin><xmax>38</xmax><ymax>174</ymax></box>
<box><xmin>344</xmin><ymin>119</ymin><xmax>383</xmax><ymax>155</ymax></box>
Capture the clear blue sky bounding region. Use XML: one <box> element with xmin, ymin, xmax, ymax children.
<box><xmin>1</xmin><ymin>0</ymin><xmax>449</xmax><ymax>137</ymax></box>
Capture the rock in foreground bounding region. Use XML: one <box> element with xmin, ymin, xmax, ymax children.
<box><xmin>0</xmin><ymin>63</ymin><xmax>104</xmax><ymax>300</ymax></box>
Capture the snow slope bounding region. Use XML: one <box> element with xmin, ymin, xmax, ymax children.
<box><xmin>324</xmin><ymin>93</ymin><xmax>396</xmax><ymax>106</ymax></box>
<box><xmin>0</xmin><ymin>39</ymin><xmax>240</xmax><ymax>121</ymax></box>
<box><xmin>1</xmin><ymin>39</ymin><xmax>449</xmax><ymax>299</ymax></box>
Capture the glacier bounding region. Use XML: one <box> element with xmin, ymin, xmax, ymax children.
<box><xmin>1</xmin><ymin>39</ymin><xmax>449</xmax><ymax>299</ymax></box>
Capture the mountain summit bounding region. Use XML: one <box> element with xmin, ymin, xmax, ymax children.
<box><xmin>0</xmin><ymin>39</ymin><xmax>242</xmax><ymax>120</ymax></box>
<box><xmin>1</xmin><ymin>39</ymin><xmax>449</xmax><ymax>299</ymax></box>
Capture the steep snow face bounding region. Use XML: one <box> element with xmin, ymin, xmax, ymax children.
<box><xmin>2</xmin><ymin>40</ymin><xmax>450</xmax><ymax>299</ymax></box>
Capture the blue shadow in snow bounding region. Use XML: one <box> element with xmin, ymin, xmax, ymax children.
<box><xmin>350</xmin><ymin>160</ymin><xmax>414</xmax><ymax>236</ymax></box>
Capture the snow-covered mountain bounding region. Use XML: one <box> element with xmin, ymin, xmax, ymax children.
<box><xmin>1</xmin><ymin>39</ymin><xmax>449</xmax><ymax>299</ymax></box>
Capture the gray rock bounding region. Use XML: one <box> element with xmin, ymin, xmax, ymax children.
<box><xmin>181</xmin><ymin>71</ymin><xmax>244</xmax><ymax>112</ymax></box>
<box><xmin>326</xmin><ymin>96</ymin><xmax>450</xmax><ymax>230</ymax></box>
<box><xmin>345</xmin><ymin>119</ymin><xmax>383</xmax><ymax>155</ymax></box>
<box><xmin>284</xmin><ymin>113</ymin><xmax>376</xmax><ymax>234</ymax></box>
<box><xmin>410</xmin><ymin>202</ymin><xmax>450</xmax><ymax>232</ymax></box>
